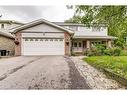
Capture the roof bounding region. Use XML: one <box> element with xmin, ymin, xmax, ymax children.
<box><xmin>0</xmin><ymin>20</ymin><xmax>24</xmax><ymax>25</ymax></box>
<box><xmin>12</xmin><ymin>19</ymin><xmax>74</xmax><ymax>34</ymax></box>
<box><xmin>53</xmin><ymin>22</ymin><xmax>108</xmax><ymax>27</ymax></box>
<box><xmin>53</xmin><ymin>22</ymin><xmax>85</xmax><ymax>26</ymax></box>
<box><xmin>0</xmin><ymin>31</ymin><xmax>14</xmax><ymax>39</ymax></box>
<box><xmin>74</xmin><ymin>36</ymin><xmax>117</xmax><ymax>39</ymax></box>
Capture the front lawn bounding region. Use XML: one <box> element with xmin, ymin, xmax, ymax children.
<box><xmin>83</xmin><ymin>56</ymin><xmax>127</xmax><ymax>78</ymax></box>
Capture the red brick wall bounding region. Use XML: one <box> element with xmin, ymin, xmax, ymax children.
<box><xmin>15</xmin><ymin>32</ymin><xmax>22</xmax><ymax>56</ymax></box>
<box><xmin>64</xmin><ymin>32</ymin><xmax>71</xmax><ymax>56</ymax></box>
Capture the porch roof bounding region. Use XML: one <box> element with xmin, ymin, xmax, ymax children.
<box><xmin>73</xmin><ymin>36</ymin><xmax>117</xmax><ymax>39</ymax></box>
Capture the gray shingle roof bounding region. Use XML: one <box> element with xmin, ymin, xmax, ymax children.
<box><xmin>52</xmin><ymin>22</ymin><xmax>107</xmax><ymax>27</ymax></box>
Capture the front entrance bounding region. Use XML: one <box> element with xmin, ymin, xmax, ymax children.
<box><xmin>72</xmin><ymin>41</ymin><xmax>83</xmax><ymax>52</ymax></box>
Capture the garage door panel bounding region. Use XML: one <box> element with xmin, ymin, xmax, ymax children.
<box><xmin>22</xmin><ymin>38</ymin><xmax>65</xmax><ymax>55</ymax></box>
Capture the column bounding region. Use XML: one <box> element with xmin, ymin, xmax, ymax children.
<box><xmin>107</xmin><ymin>39</ymin><xmax>112</xmax><ymax>48</ymax></box>
<box><xmin>86</xmin><ymin>40</ymin><xmax>90</xmax><ymax>50</ymax></box>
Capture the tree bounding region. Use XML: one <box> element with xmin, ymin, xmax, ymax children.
<box><xmin>65</xmin><ymin>5</ymin><xmax>127</xmax><ymax>48</ymax></box>
<box><xmin>65</xmin><ymin>15</ymin><xmax>82</xmax><ymax>23</ymax></box>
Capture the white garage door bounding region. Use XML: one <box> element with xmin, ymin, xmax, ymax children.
<box><xmin>22</xmin><ymin>38</ymin><xmax>65</xmax><ymax>55</ymax></box>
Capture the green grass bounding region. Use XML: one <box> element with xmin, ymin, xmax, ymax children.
<box><xmin>83</xmin><ymin>56</ymin><xmax>127</xmax><ymax>78</ymax></box>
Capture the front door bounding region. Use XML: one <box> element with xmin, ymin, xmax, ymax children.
<box><xmin>72</xmin><ymin>41</ymin><xmax>83</xmax><ymax>52</ymax></box>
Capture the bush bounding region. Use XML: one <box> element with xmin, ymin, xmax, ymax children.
<box><xmin>95</xmin><ymin>44</ymin><xmax>106</xmax><ymax>55</ymax></box>
<box><xmin>86</xmin><ymin>44</ymin><xmax>122</xmax><ymax>56</ymax></box>
<box><xmin>120</xmin><ymin>50</ymin><xmax>127</xmax><ymax>56</ymax></box>
<box><xmin>103</xmin><ymin>49</ymin><xmax>112</xmax><ymax>55</ymax></box>
<box><xmin>87</xmin><ymin>50</ymin><xmax>94</xmax><ymax>56</ymax></box>
<box><xmin>113</xmin><ymin>47</ymin><xmax>121</xmax><ymax>56</ymax></box>
<box><xmin>87</xmin><ymin>44</ymin><xmax>106</xmax><ymax>56</ymax></box>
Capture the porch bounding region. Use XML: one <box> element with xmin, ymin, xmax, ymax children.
<box><xmin>72</xmin><ymin>39</ymin><xmax>112</xmax><ymax>54</ymax></box>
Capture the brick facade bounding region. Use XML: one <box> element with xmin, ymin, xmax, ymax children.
<box><xmin>15</xmin><ymin>32</ymin><xmax>22</xmax><ymax>56</ymax></box>
<box><xmin>64</xmin><ymin>32</ymin><xmax>71</xmax><ymax>56</ymax></box>
<box><xmin>0</xmin><ymin>36</ymin><xmax>15</xmax><ymax>55</ymax></box>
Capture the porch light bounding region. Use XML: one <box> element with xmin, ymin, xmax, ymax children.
<box><xmin>14</xmin><ymin>40</ymin><xmax>19</xmax><ymax>45</ymax></box>
<box><xmin>66</xmin><ymin>42</ymin><xmax>69</xmax><ymax>46</ymax></box>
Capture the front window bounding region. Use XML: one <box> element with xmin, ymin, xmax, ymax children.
<box><xmin>74</xmin><ymin>42</ymin><xmax>77</xmax><ymax>47</ymax></box>
<box><xmin>92</xmin><ymin>26</ymin><xmax>101</xmax><ymax>32</ymax></box>
<box><xmin>91</xmin><ymin>41</ymin><xmax>102</xmax><ymax>47</ymax></box>
<box><xmin>79</xmin><ymin>42</ymin><xmax>82</xmax><ymax>47</ymax></box>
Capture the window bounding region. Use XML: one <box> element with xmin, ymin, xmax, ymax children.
<box><xmin>59</xmin><ymin>39</ymin><xmax>63</xmax><ymax>41</ymax></box>
<box><xmin>35</xmin><ymin>39</ymin><xmax>38</xmax><ymax>41</ymax></box>
<box><xmin>79</xmin><ymin>42</ymin><xmax>82</xmax><ymax>47</ymax></box>
<box><xmin>91</xmin><ymin>41</ymin><xmax>102</xmax><ymax>47</ymax></box>
<box><xmin>30</xmin><ymin>38</ymin><xmax>33</xmax><ymax>41</ymax></box>
<box><xmin>1</xmin><ymin>24</ymin><xmax>4</xmax><ymax>28</ymax></box>
<box><xmin>40</xmin><ymin>39</ymin><xmax>43</xmax><ymax>41</ymax></box>
<box><xmin>45</xmin><ymin>39</ymin><xmax>48</xmax><ymax>41</ymax></box>
<box><xmin>50</xmin><ymin>39</ymin><xmax>53</xmax><ymax>41</ymax></box>
<box><xmin>25</xmin><ymin>38</ymin><xmax>29</xmax><ymax>41</ymax></box>
<box><xmin>55</xmin><ymin>39</ymin><xmax>58</xmax><ymax>41</ymax></box>
<box><xmin>74</xmin><ymin>42</ymin><xmax>77</xmax><ymax>47</ymax></box>
<box><xmin>92</xmin><ymin>26</ymin><xmax>101</xmax><ymax>32</ymax></box>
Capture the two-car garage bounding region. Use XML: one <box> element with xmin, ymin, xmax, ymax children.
<box><xmin>22</xmin><ymin>37</ymin><xmax>65</xmax><ymax>55</ymax></box>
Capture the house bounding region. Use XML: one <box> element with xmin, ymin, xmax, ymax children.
<box><xmin>0</xmin><ymin>20</ymin><xmax>24</xmax><ymax>56</ymax></box>
<box><xmin>12</xmin><ymin>19</ymin><xmax>116</xmax><ymax>56</ymax></box>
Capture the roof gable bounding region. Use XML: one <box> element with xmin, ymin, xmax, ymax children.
<box><xmin>18</xmin><ymin>22</ymin><xmax>70</xmax><ymax>33</ymax></box>
<box><xmin>12</xmin><ymin>19</ymin><xmax>74</xmax><ymax>34</ymax></box>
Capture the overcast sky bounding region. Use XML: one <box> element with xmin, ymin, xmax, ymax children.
<box><xmin>0</xmin><ymin>6</ymin><xmax>74</xmax><ymax>23</ymax></box>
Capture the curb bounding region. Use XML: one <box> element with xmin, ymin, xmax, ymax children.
<box><xmin>102</xmin><ymin>68</ymin><xmax>127</xmax><ymax>87</ymax></box>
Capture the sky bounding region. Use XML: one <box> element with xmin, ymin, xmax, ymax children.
<box><xmin>0</xmin><ymin>6</ymin><xmax>74</xmax><ymax>23</ymax></box>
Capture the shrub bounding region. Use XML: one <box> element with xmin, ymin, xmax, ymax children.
<box><xmin>95</xmin><ymin>44</ymin><xmax>106</xmax><ymax>55</ymax></box>
<box><xmin>87</xmin><ymin>44</ymin><xmax>106</xmax><ymax>56</ymax></box>
<box><xmin>86</xmin><ymin>44</ymin><xmax>122</xmax><ymax>56</ymax></box>
<box><xmin>120</xmin><ymin>50</ymin><xmax>127</xmax><ymax>56</ymax></box>
<box><xmin>103</xmin><ymin>48</ymin><xmax>111</xmax><ymax>55</ymax></box>
<box><xmin>113</xmin><ymin>47</ymin><xmax>121</xmax><ymax>56</ymax></box>
<box><xmin>87</xmin><ymin>50</ymin><xmax>94</xmax><ymax>56</ymax></box>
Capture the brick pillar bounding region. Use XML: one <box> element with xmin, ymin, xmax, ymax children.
<box><xmin>107</xmin><ymin>39</ymin><xmax>112</xmax><ymax>48</ymax></box>
<box><xmin>64</xmin><ymin>32</ymin><xmax>71</xmax><ymax>56</ymax></box>
<box><xmin>15</xmin><ymin>32</ymin><xmax>22</xmax><ymax>56</ymax></box>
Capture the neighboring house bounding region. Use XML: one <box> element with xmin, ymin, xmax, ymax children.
<box><xmin>0</xmin><ymin>20</ymin><xmax>24</xmax><ymax>56</ymax></box>
<box><xmin>0</xmin><ymin>20</ymin><xmax>24</xmax><ymax>32</ymax></box>
<box><xmin>0</xmin><ymin>32</ymin><xmax>15</xmax><ymax>56</ymax></box>
<box><xmin>12</xmin><ymin>19</ymin><xmax>116</xmax><ymax>56</ymax></box>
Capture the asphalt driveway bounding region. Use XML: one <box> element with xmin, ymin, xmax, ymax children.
<box><xmin>0</xmin><ymin>56</ymin><xmax>90</xmax><ymax>89</ymax></box>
